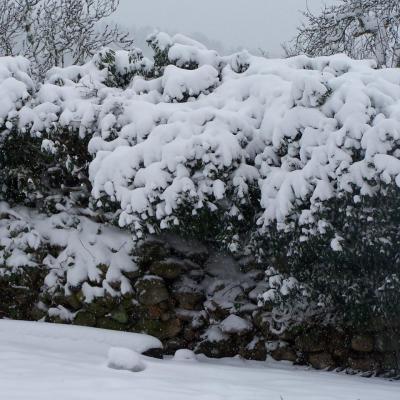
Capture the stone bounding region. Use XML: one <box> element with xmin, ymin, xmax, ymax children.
<box><xmin>240</xmin><ymin>338</ymin><xmax>267</xmax><ymax>361</ymax></box>
<box><xmin>86</xmin><ymin>300</ymin><xmax>111</xmax><ymax>317</ymax></box>
<box><xmin>183</xmin><ymin>326</ymin><xmax>200</xmax><ymax>342</ymax></box>
<box><xmin>204</xmin><ymin>299</ymin><xmax>230</xmax><ymax>321</ymax></box>
<box><xmin>65</xmin><ymin>293</ymin><xmax>82</xmax><ymax>311</ymax></box>
<box><xmin>195</xmin><ymin>325</ymin><xmax>237</xmax><ymax>358</ymax></box>
<box><xmin>351</xmin><ymin>335</ymin><xmax>374</xmax><ymax>353</ymax></box>
<box><xmin>48</xmin><ymin>315</ymin><xmax>69</xmax><ymax>325</ymax></box>
<box><xmin>183</xmin><ymin>259</ymin><xmax>202</xmax><ymax>270</ymax></box>
<box><xmin>252</xmin><ymin>312</ymin><xmax>273</xmax><ymax>338</ymax></box>
<box><xmin>332</xmin><ymin>347</ymin><xmax>350</xmax><ymax>362</ymax></box>
<box><xmin>219</xmin><ymin>315</ymin><xmax>252</xmax><ymax>335</ymax></box>
<box><xmin>107</xmin><ymin>280</ymin><xmax>121</xmax><ymax>291</ymax></box>
<box><xmin>161</xmin><ymin>234</ymin><xmax>209</xmax><ymax>263</ymax></box>
<box><xmin>122</xmin><ymin>268</ymin><xmax>141</xmax><ymax>281</ymax></box>
<box><xmin>149</xmin><ymin>258</ymin><xmax>186</xmax><ymax>280</ymax></box>
<box><xmin>107</xmin><ymin>347</ymin><xmax>146</xmax><ymax>372</ymax></box>
<box><xmin>271</xmin><ymin>346</ymin><xmax>298</xmax><ymax>362</ymax></box>
<box><xmin>173</xmin><ymin>349</ymin><xmax>197</xmax><ymax>361</ymax></box>
<box><xmin>279</xmin><ymin>325</ymin><xmax>304</xmax><ymax>343</ymax></box>
<box><xmin>207</xmin><ymin>279</ymin><xmax>227</xmax><ymax>295</ymax></box>
<box><xmin>248</xmin><ymin>282</ymin><xmax>270</xmax><ymax>303</ymax></box>
<box><xmin>160</xmin><ymin>311</ymin><xmax>173</xmax><ymax>322</ymax></box>
<box><xmin>29</xmin><ymin>306</ymin><xmax>47</xmax><ymax>321</ymax></box>
<box><xmin>136</xmin><ymin>318</ymin><xmax>182</xmax><ymax>340</ymax></box>
<box><xmin>326</xmin><ymin>330</ymin><xmax>348</xmax><ymax>352</ymax></box>
<box><xmin>365</xmin><ymin>317</ymin><xmax>398</xmax><ymax>333</ymax></box>
<box><xmin>146</xmin><ymin>304</ymin><xmax>164</xmax><ymax>320</ymax></box>
<box><xmin>96</xmin><ymin>317</ymin><xmax>126</xmax><ymax>331</ymax></box>
<box><xmin>137</xmin><ymin>238</ymin><xmax>170</xmax><ymax>268</ymax></box>
<box><xmin>110</xmin><ymin>306</ymin><xmax>129</xmax><ymax>324</ymax></box>
<box><xmin>165</xmin><ymin>338</ymin><xmax>189</xmax><ymax>354</ymax></box>
<box><xmin>348</xmin><ymin>356</ymin><xmax>378</xmax><ymax>372</ymax></box>
<box><xmin>245</xmin><ymin>269</ymin><xmax>265</xmax><ymax>282</ymax></box>
<box><xmin>174</xmin><ymin>291</ymin><xmax>205</xmax><ymax>310</ymax></box>
<box><xmin>74</xmin><ymin>311</ymin><xmax>96</xmax><ymax>327</ymax></box>
<box><xmin>382</xmin><ymin>353</ymin><xmax>399</xmax><ymax>370</ymax></box>
<box><xmin>142</xmin><ymin>347</ymin><xmax>164</xmax><ymax>359</ymax></box>
<box><xmin>187</xmin><ymin>268</ymin><xmax>205</xmax><ymax>283</ymax></box>
<box><xmin>196</xmin><ymin>337</ymin><xmax>238</xmax><ymax>359</ymax></box>
<box><xmin>295</xmin><ymin>330</ymin><xmax>327</xmax><ymax>353</ymax></box>
<box><xmin>135</xmin><ymin>276</ymin><xmax>169</xmax><ymax>306</ymax></box>
<box><xmin>177</xmin><ymin>306</ymin><xmax>195</xmax><ymax>320</ymax></box>
<box><xmin>375</xmin><ymin>333</ymin><xmax>400</xmax><ymax>353</ymax></box>
<box><xmin>121</xmin><ymin>298</ymin><xmax>139</xmax><ymax>313</ymax></box>
<box><xmin>237</xmin><ymin>256</ymin><xmax>255</xmax><ymax>271</ymax></box>
<box><xmin>308</xmin><ymin>352</ymin><xmax>333</xmax><ymax>370</ymax></box>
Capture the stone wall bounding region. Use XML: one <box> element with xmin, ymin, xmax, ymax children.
<box><xmin>2</xmin><ymin>235</ymin><xmax>399</xmax><ymax>377</ymax></box>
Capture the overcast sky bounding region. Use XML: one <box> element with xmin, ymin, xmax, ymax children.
<box><xmin>115</xmin><ymin>0</ymin><xmax>337</xmax><ymax>56</ymax></box>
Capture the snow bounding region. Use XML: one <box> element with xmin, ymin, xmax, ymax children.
<box><xmin>107</xmin><ymin>347</ymin><xmax>146</xmax><ymax>372</ymax></box>
<box><xmin>3</xmin><ymin>33</ymin><xmax>400</xmax><ymax>247</ymax></box>
<box><xmin>0</xmin><ymin>320</ymin><xmax>399</xmax><ymax>400</ymax></box>
<box><xmin>0</xmin><ymin>320</ymin><xmax>162</xmax><ymax>355</ymax></box>
<box><xmin>162</xmin><ymin>64</ymin><xmax>219</xmax><ymax>101</ymax></box>
<box><xmin>2</xmin><ymin>35</ymin><xmax>400</xmax><ymax>371</ymax></box>
<box><xmin>173</xmin><ymin>349</ymin><xmax>197</xmax><ymax>361</ymax></box>
<box><xmin>219</xmin><ymin>315</ymin><xmax>252</xmax><ymax>334</ymax></box>
<box><xmin>0</xmin><ymin>202</ymin><xmax>138</xmax><ymax>302</ymax></box>
<box><xmin>78</xmin><ymin>43</ymin><xmax>400</xmax><ymax>242</ymax></box>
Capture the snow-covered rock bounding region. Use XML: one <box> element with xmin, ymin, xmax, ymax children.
<box><xmin>107</xmin><ymin>347</ymin><xmax>146</xmax><ymax>372</ymax></box>
<box><xmin>220</xmin><ymin>315</ymin><xmax>252</xmax><ymax>334</ymax></box>
<box><xmin>173</xmin><ymin>349</ymin><xmax>197</xmax><ymax>361</ymax></box>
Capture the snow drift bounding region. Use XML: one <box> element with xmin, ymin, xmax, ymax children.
<box><xmin>0</xmin><ymin>319</ymin><xmax>162</xmax><ymax>355</ymax></box>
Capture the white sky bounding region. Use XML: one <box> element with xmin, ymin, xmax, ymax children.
<box><xmin>115</xmin><ymin>0</ymin><xmax>337</xmax><ymax>56</ymax></box>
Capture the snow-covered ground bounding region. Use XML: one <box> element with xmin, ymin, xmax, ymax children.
<box><xmin>0</xmin><ymin>320</ymin><xmax>398</xmax><ymax>400</ymax></box>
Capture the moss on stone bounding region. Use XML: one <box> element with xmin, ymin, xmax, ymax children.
<box><xmin>110</xmin><ymin>306</ymin><xmax>129</xmax><ymax>324</ymax></box>
<box><xmin>74</xmin><ymin>311</ymin><xmax>96</xmax><ymax>327</ymax></box>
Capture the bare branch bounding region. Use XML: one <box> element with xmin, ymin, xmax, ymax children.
<box><xmin>0</xmin><ymin>0</ymin><xmax>134</xmax><ymax>76</ymax></box>
<box><xmin>284</xmin><ymin>0</ymin><xmax>400</xmax><ymax>68</ymax></box>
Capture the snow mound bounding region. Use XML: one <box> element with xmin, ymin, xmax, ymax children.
<box><xmin>0</xmin><ymin>320</ymin><xmax>162</xmax><ymax>356</ymax></box>
<box><xmin>107</xmin><ymin>347</ymin><xmax>146</xmax><ymax>372</ymax></box>
<box><xmin>173</xmin><ymin>349</ymin><xmax>197</xmax><ymax>361</ymax></box>
<box><xmin>2</xmin><ymin>322</ymin><xmax>400</xmax><ymax>400</ymax></box>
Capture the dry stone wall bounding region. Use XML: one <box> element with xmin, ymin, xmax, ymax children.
<box><xmin>1</xmin><ymin>234</ymin><xmax>399</xmax><ymax>377</ymax></box>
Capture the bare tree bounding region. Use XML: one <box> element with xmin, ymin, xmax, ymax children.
<box><xmin>286</xmin><ymin>0</ymin><xmax>400</xmax><ymax>68</ymax></box>
<box><xmin>0</xmin><ymin>1</ymin><xmax>39</xmax><ymax>56</ymax></box>
<box><xmin>0</xmin><ymin>1</ymin><xmax>19</xmax><ymax>56</ymax></box>
<box><xmin>0</xmin><ymin>0</ymin><xmax>133</xmax><ymax>76</ymax></box>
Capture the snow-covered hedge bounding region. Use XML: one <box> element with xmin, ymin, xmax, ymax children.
<box><xmin>1</xmin><ymin>32</ymin><xmax>400</xmax><ymax>327</ymax></box>
<box><xmin>0</xmin><ymin>57</ymin><xmax>34</xmax><ymax>123</ymax></box>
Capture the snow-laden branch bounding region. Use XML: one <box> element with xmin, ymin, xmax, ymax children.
<box><xmin>286</xmin><ymin>0</ymin><xmax>400</xmax><ymax>68</ymax></box>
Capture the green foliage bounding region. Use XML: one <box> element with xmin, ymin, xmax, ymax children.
<box><xmin>0</xmin><ymin>125</ymin><xmax>91</xmax><ymax>211</ymax></box>
<box><xmin>93</xmin><ymin>47</ymin><xmax>154</xmax><ymax>88</ymax></box>
<box><xmin>0</xmin><ymin>128</ymin><xmax>52</xmax><ymax>206</ymax></box>
<box><xmin>146</xmin><ymin>34</ymin><xmax>171</xmax><ymax>76</ymax></box>
<box><xmin>259</xmin><ymin>185</ymin><xmax>400</xmax><ymax>329</ymax></box>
